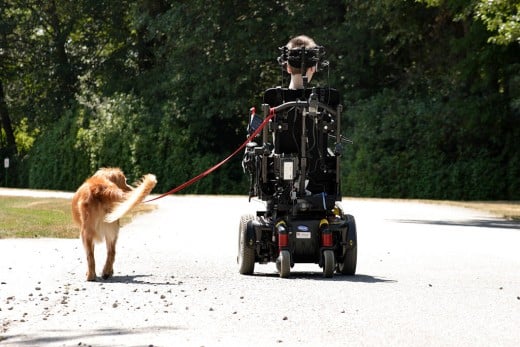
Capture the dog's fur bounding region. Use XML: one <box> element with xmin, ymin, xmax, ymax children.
<box><xmin>72</xmin><ymin>167</ymin><xmax>157</xmax><ymax>281</ymax></box>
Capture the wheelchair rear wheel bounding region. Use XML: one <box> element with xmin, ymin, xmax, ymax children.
<box><xmin>238</xmin><ymin>214</ymin><xmax>255</xmax><ymax>275</ymax></box>
<box><xmin>337</xmin><ymin>214</ymin><xmax>357</xmax><ymax>275</ymax></box>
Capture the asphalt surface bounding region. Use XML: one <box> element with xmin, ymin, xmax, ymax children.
<box><xmin>1</xmin><ymin>190</ymin><xmax>519</xmax><ymax>346</ymax></box>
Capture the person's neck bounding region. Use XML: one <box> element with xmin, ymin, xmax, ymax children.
<box><xmin>289</xmin><ymin>74</ymin><xmax>307</xmax><ymax>89</ymax></box>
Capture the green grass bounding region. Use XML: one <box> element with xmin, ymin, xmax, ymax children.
<box><xmin>439</xmin><ymin>201</ymin><xmax>520</xmax><ymax>221</ymax></box>
<box><xmin>0</xmin><ymin>196</ymin><xmax>157</xmax><ymax>239</ymax></box>
<box><xmin>1</xmin><ymin>195</ymin><xmax>517</xmax><ymax>239</ymax></box>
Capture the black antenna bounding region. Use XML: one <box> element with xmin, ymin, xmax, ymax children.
<box><xmin>301</xmin><ymin>46</ymin><xmax>308</xmax><ymax>91</ymax></box>
<box><xmin>278</xmin><ymin>46</ymin><xmax>288</xmax><ymax>87</ymax></box>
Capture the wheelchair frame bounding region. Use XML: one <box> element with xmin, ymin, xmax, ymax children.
<box><xmin>239</xmin><ymin>86</ymin><xmax>357</xmax><ymax>278</ymax></box>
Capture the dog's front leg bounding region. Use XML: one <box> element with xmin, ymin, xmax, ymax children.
<box><xmin>81</xmin><ymin>231</ymin><xmax>96</xmax><ymax>281</ymax></box>
<box><xmin>102</xmin><ymin>223</ymin><xmax>119</xmax><ymax>279</ymax></box>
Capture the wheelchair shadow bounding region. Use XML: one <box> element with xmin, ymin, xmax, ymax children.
<box><xmin>254</xmin><ymin>272</ymin><xmax>396</xmax><ymax>283</ymax></box>
<box><xmin>391</xmin><ymin>218</ymin><xmax>520</xmax><ymax>230</ymax></box>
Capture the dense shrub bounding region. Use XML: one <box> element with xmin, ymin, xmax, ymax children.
<box><xmin>342</xmin><ymin>88</ymin><xmax>520</xmax><ymax>200</ymax></box>
<box><xmin>28</xmin><ymin>108</ymin><xmax>90</xmax><ymax>190</ymax></box>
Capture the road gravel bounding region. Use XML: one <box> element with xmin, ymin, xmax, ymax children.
<box><xmin>1</xmin><ymin>190</ymin><xmax>519</xmax><ymax>346</ymax></box>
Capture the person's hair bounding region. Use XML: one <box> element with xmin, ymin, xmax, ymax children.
<box><xmin>285</xmin><ymin>35</ymin><xmax>317</xmax><ymax>74</ymax></box>
<box><xmin>286</xmin><ymin>35</ymin><xmax>317</xmax><ymax>50</ymax></box>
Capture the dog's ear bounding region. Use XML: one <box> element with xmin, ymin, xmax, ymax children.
<box><xmin>114</xmin><ymin>169</ymin><xmax>133</xmax><ymax>192</ymax></box>
<box><xmin>110</xmin><ymin>169</ymin><xmax>133</xmax><ymax>192</ymax></box>
<box><xmin>121</xmin><ymin>180</ymin><xmax>133</xmax><ymax>192</ymax></box>
<box><xmin>95</xmin><ymin>168</ymin><xmax>133</xmax><ymax>191</ymax></box>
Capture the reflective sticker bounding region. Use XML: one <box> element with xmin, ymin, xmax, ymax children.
<box><xmin>297</xmin><ymin>225</ymin><xmax>309</xmax><ymax>232</ymax></box>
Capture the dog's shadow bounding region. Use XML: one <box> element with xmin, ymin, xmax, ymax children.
<box><xmin>103</xmin><ymin>274</ymin><xmax>174</xmax><ymax>285</ymax></box>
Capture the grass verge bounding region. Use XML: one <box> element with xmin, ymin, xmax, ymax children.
<box><xmin>0</xmin><ymin>196</ymin><xmax>157</xmax><ymax>239</ymax></box>
<box><xmin>0</xmin><ymin>196</ymin><xmax>517</xmax><ymax>239</ymax></box>
<box><xmin>437</xmin><ymin>201</ymin><xmax>520</xmax><ymax>221</ymax></box>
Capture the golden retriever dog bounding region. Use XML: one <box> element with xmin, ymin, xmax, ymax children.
<box><xmin>72</xmin><ymin>167</ymin><xmax>157</xmax><ymax>281</ymax></box>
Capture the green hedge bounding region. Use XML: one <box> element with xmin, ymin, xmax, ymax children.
<box><xmin>342</xmin><ymin>88</ymin><xmax>520</xmax><ymax>200</ymax></box>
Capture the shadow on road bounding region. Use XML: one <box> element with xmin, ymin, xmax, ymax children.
<box><xmin>102</xmin><ymin>274</ymin><xmax>175</xmax><ymax>285</ymax></box>
<box><xmin>253</xmin><ymin>272</ymin><xmax>396</xmax><ymax>283</ymax></box>
<box><xmin>390</xmin><ymin>218</ymin><xmax>520</xmax><ymax>230</ymax></box>
<box><xmin>1</xmin><ymin>326</ymin><xmax>183</xmax><ymax>346</ymax></box>
<box><xmin>100</xmin><ymin>273</ymin><xmax>396</xmax><ymax>285</ymax></box>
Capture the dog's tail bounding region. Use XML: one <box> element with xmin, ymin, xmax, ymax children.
<box><xmin>104</xmin><ymin>174</ymin><xmax>157</xmax><ymax>223</ymax></box>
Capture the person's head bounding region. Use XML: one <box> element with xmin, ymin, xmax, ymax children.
<box><xmin>285</xmin><ymin>35</ymin><xmax>317</xmax><ymax>77</ymax></box>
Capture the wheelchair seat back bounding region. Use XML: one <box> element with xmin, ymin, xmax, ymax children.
<box><xmin>263</xmin><ymin>87</ymin><xmax>339</xmax><ymax>155</ymax></box>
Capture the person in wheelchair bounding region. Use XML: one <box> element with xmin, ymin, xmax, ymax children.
<box><xmin>239</xmin><ymin>35</ymin><xmax>357</xmax><ymax>278</ymax></box>
<box><xmin>249</xmin><ymin>34</ymin><xmax>340</xmax><ymax>200</ymax></box>
<box><xmin>283</xmin><ymin>35</ymin><xmax>318</xmax><ymax>90</ymax></box>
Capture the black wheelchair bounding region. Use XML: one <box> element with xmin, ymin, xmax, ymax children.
<box><xmin>238</xmin><ymin>45</ymin><xmax>357</xmax><ymax>278</ymax></box>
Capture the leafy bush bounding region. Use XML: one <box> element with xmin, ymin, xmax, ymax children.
<box><xmin>27</xmin><ymin>108</ymin><xmax>90</xmax><ymax>190</ymax></box>
<box><xmin>342</xmin><ymin>87</ymin><xmax>520</xmax><ymax>200</ymax></box>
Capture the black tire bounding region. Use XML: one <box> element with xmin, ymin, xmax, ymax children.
<box><xmin>338</xmin><ymin>214</ymin><xmax>357</xmax><ymax>275</ymax></box>
<box><xmin>277</xmin><ymin>250</ymin><xmax>291</xmax><ymax>278</ymax></box>
<box><xmin>323</xmin><ymin>250</ymin><xmax>335</xmax><ymax>278</ymax></box>
<box><xmin>238</xmin><ymin>214</ymin><xmax>255</xmax><ymax>275</ymax></box>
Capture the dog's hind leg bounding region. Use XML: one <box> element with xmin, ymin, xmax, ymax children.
<box><xmin>102</xmin><ymin>222</ymin><xmax>119</xmax><ymax>279</ymax></box>
<box><xmin>81</xmin><ymin>231</ymin><xmax>96</xmax><ymax>281</ymax></box>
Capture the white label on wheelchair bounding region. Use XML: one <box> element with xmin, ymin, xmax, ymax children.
<box><xmin>296</xmin><ymin>225</ymin><xmax>311</xmax><ymax>238</ymax></box>
<box><xmin>283</xmin><ymin>161</ymin><xmax>294</xmax><ymax>180</ymax></box>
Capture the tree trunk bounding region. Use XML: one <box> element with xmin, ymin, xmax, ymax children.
<box><xmin>0</xmin><ymin>79</ymin><xmax>17</xmax><ymax>154</ymax></box>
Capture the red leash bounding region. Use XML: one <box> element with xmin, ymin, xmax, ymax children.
<box><xmin>145</xmin><ymin>107</ymin><xmax>276</xmax><ymax>203</ymax></box>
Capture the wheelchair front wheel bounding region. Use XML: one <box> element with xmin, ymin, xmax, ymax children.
<box><xmin>323</xmin><ymin>250</ymin><xmax>335</xmax><ymax>278</ymax></box>
<box><xmin>277</xmin><ymin>250</ymin><xmax>291</xmax><ymax>278</ymax></box>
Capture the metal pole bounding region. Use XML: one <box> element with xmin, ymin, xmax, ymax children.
<box><xmin>3</xmin><ymin>158</ymin><xmax>9</xmax><ymax>187</ymax></box>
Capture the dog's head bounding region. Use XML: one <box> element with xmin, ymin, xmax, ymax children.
<box><xmin>93</xmin><ymin>167</ymin><xmax>133</xmax><ymax>192</ymax></box>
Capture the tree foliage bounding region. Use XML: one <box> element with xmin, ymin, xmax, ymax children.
<box><xmin>0</xmin><ymin>0</ymin><xmax>519</xmax><ymax>199</ymax></box>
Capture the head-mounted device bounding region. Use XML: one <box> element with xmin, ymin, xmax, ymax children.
<box><xmin>277</xmin><ymin>45</ymin><xmax>328</xmax><ymax>71</ymax></box>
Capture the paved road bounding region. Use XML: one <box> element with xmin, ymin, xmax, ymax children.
<box><xmin>1</xmin><ymin>192</ymin><xmax>519</xmax><ymax>346</ymax></box>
